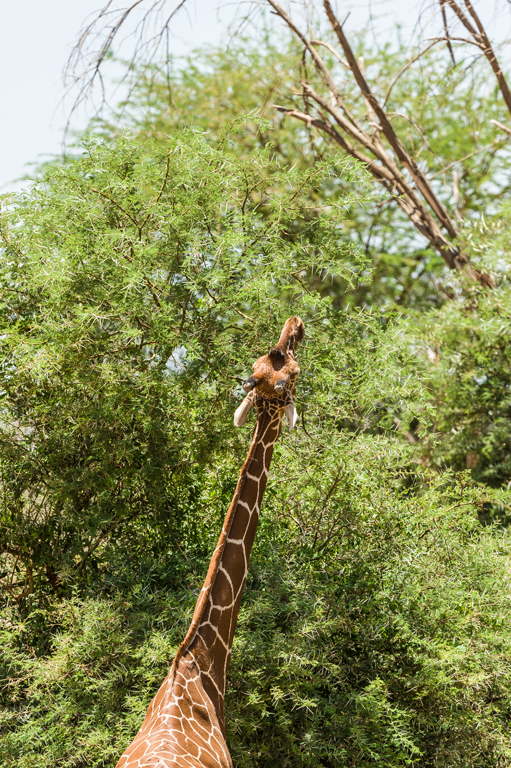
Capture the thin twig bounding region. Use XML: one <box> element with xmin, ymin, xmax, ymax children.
<box><xmin>429</xmin><ymin>136</ymin><xmax>508</xmax><ymax>178</ymax></box>
<box><xmin>490</xmin><ymin>119</ymin><xmax>511</xmax><ymax>137</ymax></box>
<box><xmin>64</xmin><ymin>0</ymin><xmax>190</xmax><ymax>140</ymax></box>
<box><xmin>440</xmin><ymin>0</ymin><xmax>456</xmax><ymax>64</ymax></box>
<box><xmin>310</xmin><ymin>38</ymin><xmax>349</xmax><ymax>69</ymax></box>
<box><xmin>384</xmin><ymin>40</ymin><xmax>445</xmax><ymax>105</ymax></box>
<box><xmin>443</xmin><ymin>0</ymin><xmax>511</xmax><ymax>117</ymax></box>
<box><xmin>139</xmin><ymin>151</ymin><xmax>172</xmax><ymax>230</ymax></box>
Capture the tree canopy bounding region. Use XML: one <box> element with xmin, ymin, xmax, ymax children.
<box><xmin>2</xmin><ymin>9</ymin><xmax>511</xmax><ymax>768</ymax></box>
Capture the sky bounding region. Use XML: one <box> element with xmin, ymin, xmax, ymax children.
<box><xmin>0</xmin><ymin>0</ymin><xmax>508</xmax><ymax>191</ymax></box>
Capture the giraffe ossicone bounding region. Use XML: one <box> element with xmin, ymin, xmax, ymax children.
<box><xmin>115</xmin><ymin>316</ymin><xmax>304</xmax><ymax>768</ymax></box>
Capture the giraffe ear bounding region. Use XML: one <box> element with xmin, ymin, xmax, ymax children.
<box><xmin>234</xmin><ymin>395</ymin><xmax>255</xmax><ymax>427</ymax></box>
<box><xmin>285</xmin><ymin>402</ymin><xmax>298</xmax><ymax>431</ymax></box>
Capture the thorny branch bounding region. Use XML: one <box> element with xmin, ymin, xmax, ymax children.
<box><xmin>440</xmin><ymin>0</ymin><xmax>456</xmax><ymax>64</ymax></box>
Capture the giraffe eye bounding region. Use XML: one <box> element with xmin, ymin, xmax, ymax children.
<box><xmin>242</xmin><ymin>377</ymin><xmax>258</xmax><ymax>392</ymax></box>
<box><xmin>274</xmin><ymin>379</ymin><xmax>286</xmax><ymax>394</ymax></box>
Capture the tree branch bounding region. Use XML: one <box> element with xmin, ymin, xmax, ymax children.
<box><xmin>323</xmin><ymin>0</ymin><xmax>457</xmax><ymax>239</ymax></box>
<box><xmin>443</xmin><ymin>0</ymin><xmax>511</xmax><ymax>118</ymax></box>
<box><xmin>266</xmin><ymin>0</ymin><xmax>493</xmax><ymax>287</ymax></box>
<box><xmin>440</xmin><ymin>0</ymin><xmax>456</xmax><ymax>64</ymax></box>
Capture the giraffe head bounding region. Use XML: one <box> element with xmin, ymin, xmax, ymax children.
<box><xmin>234</xmin><ymin>316</ymin><xmax>304</xmax><ymax>431</ymax></box>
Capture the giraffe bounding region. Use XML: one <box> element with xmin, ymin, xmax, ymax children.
<box><xmin>115</xmin><ymin>315</ymin><xmax>305</xmax><ymax>768</ymax></box>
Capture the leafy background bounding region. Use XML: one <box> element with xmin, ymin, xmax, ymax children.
<box><xmin>1</xmin><ymin>20</ymin><xmax>511</xmax><ymax>768</ymax></box>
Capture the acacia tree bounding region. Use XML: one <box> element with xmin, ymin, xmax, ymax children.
<box><xmin>65</xmin><ymin>0</ymin><xmax>511</xmax><ymax>288</ymax></box>
<box><xmin>50</xmin><ymin>1</ymin><xmax>511</xmax><ymax>489</ymax></box>
<box><xmin>98</xmin><ymin>38</ymin><xmax>510</xmax><ymax>301</ymax></box>
<box><xmin>264</xmin><ymin>0</ymin><xmax>511</xmax><ymax>287</ymax></box>
<box><xmin>0</xmin><ymin>129</ymin><xmax>371</xmax><ymax>601</ymax></box>
<box><xmin>1</xmin><ymin>131</ymin><xmax>511</xmax><ymax>768</ymax></box>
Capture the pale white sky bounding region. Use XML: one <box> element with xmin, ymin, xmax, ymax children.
<box><xmin>0</xmin><ymin>0</ymin><xmax>508</xmax><ymax>191</ymax></box>
<box><xmin>0</xmin><ymin>0</ymin><xmax>236</xmax><ymax>189</ymax></box>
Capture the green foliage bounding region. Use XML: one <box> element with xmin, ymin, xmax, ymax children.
<box><xmin>414</xmin><ymin>285</ymin><xmax>511</xmax><ymax>486</ymax></box>
<box><xmin>98</xmin><ymin>30</ymin><xmax>511</xmax><ymax>310</ymax></box>
<box><xmin>0</xmin><ymin>130</ymin><xmax>370</xmax><ymax>592</ymax></box>
<box><xmin>227</xmin><ymin>453</ymin><xmax>511</xmax><ymax>768</ymax></box>
<box><xmin>1</xmin><ymin>50</ymin><xmax>511</xmax><ymax>766</ymax></box>
<box><xmin>2</xmin><ymin>446</ymin><xmax>510</xmax><ymax>767</ymax></box>
<box><xmin>88</xmin><ymin>26</ymin><xmax>511</xmax><ymax>507</ymax></box>
<box><xmin>406</xmin><ymin>213</ymin><xmax>511</xmax><ymax>509</ymax></box>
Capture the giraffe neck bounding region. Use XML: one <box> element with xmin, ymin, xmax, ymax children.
<box><xmin>171</xmin><ymin>398</ymin><xmax>283</xmax><ymax>731</ymax></box>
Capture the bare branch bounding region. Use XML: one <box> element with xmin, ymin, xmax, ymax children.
<box><xmin>265</xmin><ymin>0</ymin><xmax>362</xmax><ymax>132</ymax></box>
<box><xmin>323</xmin><ymin>0</ymin><xmax>457</xmax><ymax>238</ymax></box>
<box><xmin>440</xmin><ymin>0</ymin><xmax>456</xmax><ymax>64</ymax></box>
<box><xmin>384</xmin><ymin>40</ymin><xmax>445</xmax><ymax>106</ymax></box>
<box><xmin>273</xmin><ymin>104</ymin><xmax>461</xmax><ymax>269</ymax></box>
<box><xmin>64</xmin><ymin>0</ymin><xmax>190</xmax><ymax>135</ymax></box>
<box><xmin>266</xmin><ymin>0</ymin><xmax>493</xmax><ymax>286</ymax></box>
<box><xmin>491</xmin><ymin>118</ymin><xmax>511</xmax><ymax>137</ymax></box>
<box><xmin>310</xmin><ymin>38</ymin><xmax>349</xmax><ymax>69</ymax></box>
<box><xmin>443</xmin><ymin>0</ymin><xmax>511</xmax><ymax>118</ymax></box>
<box><xmin>273</xmin><ymin>105</ymin><xmax>397</xmax><ymax>180</ymax></box>
<box><xmin>299</xmin><ymin>84</ymin><xmax>451</xmax><ymax>244</ymax></box>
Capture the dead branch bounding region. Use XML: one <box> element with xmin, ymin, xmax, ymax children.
<box><xmin>310</xmin><ymin>38</ymin><xmax>349</xmax><ymax>69</ymax></box>
<box><xmin>491</xmin><ymin>119</ymin><xmax>511</xmax><ymax>137</ymax></box>
<box><xmin>64</xmin><ymin>0</ymin><xmax>190</xmax><ymax>135</ymax></box>
<box><xmin>266</xmin><ymin>0</ymin><xmax>493</xmax><ymax>287</ymax></box>
<box><xmin>443</xmin><ymin>0</ymin><xmax>511</xmax><ymax>118</ymax></box>
<box><xmin>440</xmin><ymin>0</ymin><xmax>456</xmax><ymax>64</ymax></box>
<box><xmin>323</xmin><ymin>0</ymin><xmax>456</xmax><ymax>237</ymax></box>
